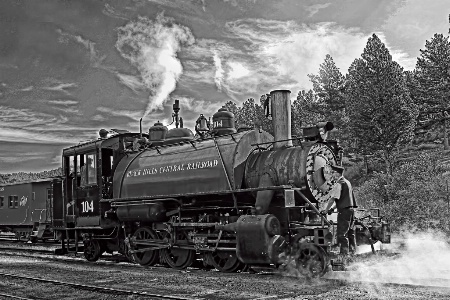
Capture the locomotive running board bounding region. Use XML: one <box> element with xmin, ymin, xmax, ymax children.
<box><xmin>101</xmin><ymin>184</ymin><xmax>305</xmax><ymax>204</ymax></box>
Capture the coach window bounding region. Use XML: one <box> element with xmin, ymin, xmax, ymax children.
<box><xmin>0</xmin><ymin>196</ymin><xmax>3</xmax><ymax>208</ymax></box>
<box><xmin>8</xmin><ymin>195</ymin><xmax>18</xmax><ymax>209</ymax></box>
<box><xmin>81</xmin><ymin>153</ymin><xmax>97</xmax><ymax>186</ymax></box>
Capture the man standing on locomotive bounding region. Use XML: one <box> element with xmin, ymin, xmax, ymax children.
<box><xmin>320</xmin><ymin>165</ymin><xmax>358</xmax><ymax>258</ymax></box>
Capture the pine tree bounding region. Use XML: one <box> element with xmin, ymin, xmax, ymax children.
<box><xmin>291</xmin><ymin>89</ymin><xmax>324</xmax><ymax>137</ymax></box>
<box><xmin>308</xmin><ymin>54</ymin><xmax>347</xmax><ymax>139</ymax></box>
<box><xmin>346</xmin><ymin>34</ymin><xmax>418</xmax><ymax>174</ymax></box>
<box><xmin>415</xmin><ymin>33</ymin><xmax>450</xmax><ymax>150</ymax></box>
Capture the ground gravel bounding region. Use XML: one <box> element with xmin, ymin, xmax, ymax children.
<box><xmin>0</xmin><ymin>249</ymin><xmax>449</xmax><ymax>300</ymax></box>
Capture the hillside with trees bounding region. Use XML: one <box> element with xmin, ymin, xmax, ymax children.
<box><xmin>224</xmin><ymin>32</ymin><xmax>450</xmax><ymax>235</ymax></box>
<box><xmin>0</xmin><ymin>168</ymin><xmax>62</xmax><ymax>184</ymax></box>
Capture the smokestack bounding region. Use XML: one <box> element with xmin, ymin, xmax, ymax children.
<box><xmin>269</xmin><ymin>90</ymin><xmax>292</xmax><ymax>149</ymax></box>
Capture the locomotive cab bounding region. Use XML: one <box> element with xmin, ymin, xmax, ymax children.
<box><xmin>56</xmin><ymin>132</ymin><xmax>147</xmax><ymax>229</ymax></box>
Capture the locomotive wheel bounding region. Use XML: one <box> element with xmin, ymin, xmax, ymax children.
<box><xmin>160</xmin><ymin>231</ymin><xmax>195</xmax><ymax>270</ymax></box>
<box><xmin>84</xmin><ymin>239</ymin><xmax>102</xmax><ymax>262</ymax></box>
<box><xmin>295</xmin><ymin>243</ymin><xmax>328</xmax><ymax>277</ymax></box>
<box><xmin>207</xmin><ymin>251</ymin><xmax>244</xmax><ymax>273</ymax></box>
<box><xmin>132</xmin><ymin>227</ymin><xmax>160</xmax><ymax>266</ymax></box>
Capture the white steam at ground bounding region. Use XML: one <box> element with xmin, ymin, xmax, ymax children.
<box><xmin>116</xmin><ymin>13</ymin><xmax>195</xmax><ymax>118</ymax></box>
<box><xmin>327</xmin><ymin>231</ymin><xmax>450</xmax><ymax>288</ymax></box>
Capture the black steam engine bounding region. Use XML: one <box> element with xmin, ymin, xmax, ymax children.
<box><xmin>52</xmin><ymin>90</ymin><xmax>390</xmax><ymax>276</ymax></box>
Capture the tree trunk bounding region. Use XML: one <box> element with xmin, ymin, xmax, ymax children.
<box><xmin>363</xmin><ymin>154</ymin><xmax>369</xmax><ymax>175</ymax></box>
<box><xmin>444</xmin><ymin>117</ymin><xmax>449</xmax><ymax>150</ymax></box>
<box><xmin>383</xmin><ymin>150</ymin><xmax>392</xmax><ymax>176</ymax></box>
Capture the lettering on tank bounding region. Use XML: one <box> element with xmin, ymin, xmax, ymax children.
<box><xmin>126</xmin><ymin>159</ymin><xmax>219</xmax><ymax>178</ymax></box>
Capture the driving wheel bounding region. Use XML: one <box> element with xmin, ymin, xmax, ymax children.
<box><xmin>160</xmin><ymin>231</ymin><xmax>195</xmax><ymax>270</ymax></box>
<box><xmin>84</xmin><ymin>239</ymin><xmax>102</xmax><ymax>262</ymax></box>
<box><xmin>206</xmin><ymin>251</ymin><xmax>244</xmax><ymax>273</ymax></box>
<box><xmin>295</xmin><ymin>243</ymin><xmax>328</xmax><ymax>277</ymax></box>
<box><xmin>132</xmin><ymin>227</ymin><xmax>160</xmax><ymax>266</ymax></box>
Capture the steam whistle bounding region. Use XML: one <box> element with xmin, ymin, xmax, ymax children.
<box><xmin>172</xmin><ymin>99</ymin><xmax>181</xmax><ymax>128</ymax></box>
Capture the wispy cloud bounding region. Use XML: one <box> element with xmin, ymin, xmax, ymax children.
<box><xmin>305</xmin><ymin>3</ymin><xmax>332</xmax><ymax>18</ymax></box>
<box><xmin>56</xmin><ymin>28</ymin><xmax>106</xmax><ymax>67</ymax></box>
<box><xmin>92</xmin><ymin>114</ymin><xmax>106</xmax><ymax>122</ymax></box>
<box><xmin>0</xmin><ymin>106</ymin><xmax>95</xmax><ymax>144</ymax></box>
<box><xmin>0</xmin><ymin>63</ymin><xmax>18</xmax><ymax>69</ymax></box>
<box><xmin>47</xmin><ymin>100</ymin><xmax>79</xmax><ymax>106</ymax></box>
<box><xmin>102</xmin><ymin>3</ymin><xmax>129</xmax><ymax>20</ymax></box>
<box><xmin>200</xmin><ymin>19</ymin><xmax>373</xmax><ymax>96</ymax></box>
<box><xmin>19</xmin><ymin>86</ymin><xmax>34</xmax><ymax>92</ymax></box>
<box><xmin>115</xmin><ymin>73</ymin><xmax>145</xmax><ymax>92</ymax></box>
<box><xmin>97</xmin><ymin>106</ymin><xmax>148</xmax><ymax>121</ymax></box>
<box><xmin>42</xmin><ymin>82</ymin><xmax>78</xmax><ymax>95</ymax></box>
<box><xmin>213</xmin><ymin>50</ymin><xmax>224</xmax><ymax>91</ymax></box>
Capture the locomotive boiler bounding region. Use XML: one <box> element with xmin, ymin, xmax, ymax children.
<box><xmin>52</xmin><ymin>89</ymin><xmax>390</xmax><ymax>276</ymax></box>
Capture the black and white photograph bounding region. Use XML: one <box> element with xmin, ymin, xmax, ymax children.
<box><xmin>0</xmin><ymin>0</ymin><xmax>449</xmax><ymax>299</ymax></box>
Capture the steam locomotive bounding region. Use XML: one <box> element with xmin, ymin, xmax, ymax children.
<box><xmin>49</xmin><ymin>89</ymin><xmax>390</xmax><ymax>276</ymax></box>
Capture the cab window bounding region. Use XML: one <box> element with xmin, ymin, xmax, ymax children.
<box><xmin>80</xmin><ymin>153</ymin><xmax>97</xmax><ymax>186</ymax></box>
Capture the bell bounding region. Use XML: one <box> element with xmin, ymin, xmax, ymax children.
<box><xmin>197</xmin><ymin>114</ymin><xmax>209</xmax><ymax>131</ymax></box>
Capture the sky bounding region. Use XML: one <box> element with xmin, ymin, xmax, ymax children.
<box><xmin>0</xmin><ymin>0</ymin><xmax>449</xmax><ymax>173</ymax></box>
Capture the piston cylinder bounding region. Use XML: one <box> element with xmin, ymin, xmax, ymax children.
<box><xmin>235</xmin><ymin>214</ymin><xmax>285</xmax><ymax>264</ymax></box>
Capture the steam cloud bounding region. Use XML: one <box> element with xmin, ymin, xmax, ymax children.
<box><xmin>116</xmin><ymin>13</ymin><xmax>195</xmax><ymax>118</ymax></box>
<box><xmin>327</xmin><ymin>231</ymin><xmax>450</xmax><ymax>290</ymax></box>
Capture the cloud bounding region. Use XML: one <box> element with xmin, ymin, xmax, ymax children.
<box><xmin>215</xmin><ymin>19</ymin><xmax>375</xmax><ymax>95</ymax></box>
<box><xmin>102</xmin><ymin>3</ymin><xmax>129</xmax><ymax>20</ymax></box>
<box><xmin>181</xmin><ymin>19</ymin><xmax>416</xmax><ymax>102</ymax></box>
<box><xmin>0</xmin><ymin>63</ymin><xmax>18</xmax><ymax>69</ymax></box>
<box><xmin>19</xmin><ymin>86</ymin><xmax>34</xmax><ymax>92</ymax></box>
<box><xmin>379</xmin><ymin>0</ymin><xmax>449</xmax><ymax>69</ymax></box>
<box><xmin>47</xmin><ymin>100</ymin><xmax>79</xmax><ymax>106</ymax></box>
<box><xmin>176</xmin><ymin>96</ymin><xmax>219</xmax><ymax>114</ymax></box>
<box><xmin>227</xmin><ymin>61</ymin><xmax>250</xmax><ymax>80</ymax></box>
<box><xmin>115</xmin><ymin>73</ymin><xmax>145</xmax><ymax>92</ymax></box>
<box><xmin>42</xmin><ymin>82</ymin><xmax>78</xmax><ymax>95</ymax></box>
<box><xmin>213</xmin><ymin>50</ymin><xmax>224</xmax><ymax>91</ymax></box>
<box><xmin>0</xmin><ymin>106</ymin><xmax>95</xmax><ymax>144</ymax></box>
<box><xmin>305</xmin><ymin>3</ymin><xmax>332</xmax><ymax>18</ymax></box>
<box><xmin>115</xmin><ymin>13</ymin><xmax>195</xmax><ymax>117</ymax></box>
<box><xmin>92</xmin><ymin>114</ymin><xmax>106</xmax><ymax>122</ymax></box>
<box><xmin>56</xmin><ymin>28</ymin><xmax>106</xmax><ymax>67</ymax></box>
<box><xmin>97</xmin><ymin>106</ymin><xmax>148</xmax><ymax>121</ymax></box>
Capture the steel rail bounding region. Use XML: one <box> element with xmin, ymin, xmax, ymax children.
<box><xmin>0</xmin><ymin>272</ymin><xmax>199</xmax><ymax>300</ymax></box>
<box><xmin>0</xmin><ymin>292</ymin><xmax>35</xmax><ymax>300</ymax></box>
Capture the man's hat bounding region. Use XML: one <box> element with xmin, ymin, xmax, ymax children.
<box><xmin>330</xmin><ymin>164</ymin><xmax>344</xmax><ymax>174</ymax></box>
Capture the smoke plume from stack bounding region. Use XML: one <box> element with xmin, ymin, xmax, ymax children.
<box><xmin>116</xmin><ymin>13</ymin><xmax>195</xmax><ymax>118</ymax></box>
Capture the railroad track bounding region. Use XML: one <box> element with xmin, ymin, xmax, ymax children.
<box><xmin>1</xmin><ymin>245</ymin><xmax>449</xmax><ymax>296</ymax></box>
<box><xmin>0</xmin><ymin>272</ymin><xmax>199</xmax><ymax>300</ymax></box>
<box><xmin>0</xmin><ymin>292</ymin><xmax>35</xmax><ymax>300</ymax></box>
